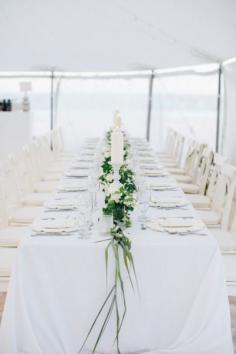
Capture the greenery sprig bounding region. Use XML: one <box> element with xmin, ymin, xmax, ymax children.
<box><xmin>79</xmin><ymin>130</ymin><xmax>137</xmax><ymax>354</ymax></box>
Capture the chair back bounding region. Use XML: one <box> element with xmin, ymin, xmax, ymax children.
<box><xmin>205</xmin><ymin>154</ymin><xmax>225</xmax><ymax>199</ymax></box>
<box><xmin>211</xmin><ymin>162</ymin><xmax>236</xmax><ymax>230</ymax></box>
<box><xmin>173</xmin><ymin>134</ymin><xmax>185</xmax><ymax>166</ymax></box>
<box><xmin>0</xmin><ymin>175</ymin><xmax>8</xmax><ymax>227</ymax></box>
<box><xmin>196</xmin><ymin>147</ymin><xmax>214</xmax><ymax>194</ymax></box>
<box><xmin>0</xmin><ymin>158</ymin><xmax>21</xmax><ymax>219</ymax></box>
<box><xmin>183</xmin><ymin>139</ymin><xmax>198</xmax><ymax>173</ymax></box>
<box><xmin>187</xmin><ymin>143</ymin><xmax>206</xmax><ymax>181</ymax></box>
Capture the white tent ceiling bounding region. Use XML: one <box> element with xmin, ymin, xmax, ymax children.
<box><xmin>0</xmin><ymin>0</ymin><xmax>235</xmax><ymax>72</ymax></box>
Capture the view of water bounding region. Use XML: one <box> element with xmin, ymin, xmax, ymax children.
<box><xmin>29</xmin><ymin>92</ymin><xmax>217</xmax><ymax>151</ymax></box>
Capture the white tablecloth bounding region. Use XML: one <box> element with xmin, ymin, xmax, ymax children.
<box><xmin>0</xmin><ymin>166</ymin><xmax>234</xmax><ymax>354</ymax></box>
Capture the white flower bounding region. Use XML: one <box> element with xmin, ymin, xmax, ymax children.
<box><xmin>111</xmin><ymin>191</ymin><xmax>121</xmax><ymax>203</ymax></box>
<box><xmin>106</xmin><ymin>173</ymin><xmax>113</xmax><ymax>183</ymax></box>
<box><xmin>108</xmin><ymin>183</ymin><xmax>121</xmax><ymax>203</ymax></box>
<box><xmin>104</xmin><ymin>151</ymin><xmax>111</xmax><ymax>158</ymax></box>
<box><xmin>104</xmin><ymin>185</ymin><xmax>110</xmax><ymax>196</ymax></box>
<box><xmin>124</xmin><ymin>194</ymin><xmax>136</xmax><ymax>207</ymax></box>
<box><xmin>107</xmin><ymin>183</ymin><xmax>117</xmax><ymax>195</ymax></box>
<box><xmin>102</xmin><ymin>145</ymin><xmax>110</xmax><ymax>152</ymax></box>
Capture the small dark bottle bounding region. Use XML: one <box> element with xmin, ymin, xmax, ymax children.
<box><xmin>6</xmin><ymin>99</ymin><xmax>12</xmax><ymax>111</ymax></box>
<box><xmin>0</xmin><ymin>101</ymin><xmax>3</xmax><ymax>111</ymax></box>
<box><xmin>2</xmin><ymin>99</ymin><xmax>7</xmax><ymax>111</ymax></box>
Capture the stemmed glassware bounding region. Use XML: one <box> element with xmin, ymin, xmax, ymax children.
<box><xmin>78</xmin><ymin>194</ymin><xmax>93</xmax><ymax>239</ymax></box>
<box><xmin>138</xmin><ymin>187</ymin><xmax>151</xmax><ymax>224</ymax></box>
<box><xmin>88</xmin><ymin>163</ymin><xmax>100</xmax><ymax>212</ymax></box>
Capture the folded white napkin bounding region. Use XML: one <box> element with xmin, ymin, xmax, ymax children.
<box><xmin>77</xmin><ymin>158</ymin><xmax>94</xmax><ymax>163</ymax></box>
<box><xmin>138</xmin><ymin>158</ymin><xmax>157</xmax><ymax>164</ymax></box>
<box><xmin>81</xmin><ymin>151</ymin><xmax>95</xmax><ymax>156</ymax></box>
<box><xmin>70</xmin><ymin>163</ymin><xmax>93</xmax><ymax>170</ymax></box>
<box><xmin>138</xmin><ymin>152</ymin><xmax>154</xmax><ymax>158</ymax></box>
<box><xmin>65</xmin><ymin>170</ymin><xmax>89</xmax><ymax>177</ymax></box>
<box><xmin>141</xmin><ymin>170</ymin><xmax>169</xmax><ymax>177</ymax></box>
<box><xmin>147</xmin><ymin>219</ymin><xmax>205</xmax><ymax>234</ymax></box>
<box><xmin>136</xmin><ymin>148</ymin><xmax>152</xmax><ymax>152</ymax></box>
<box><xmin>57</xmin><ymin>181</ymin><xmax>87</xmax><ymax>192</ymax></box>
<box><xmin>149</xmin><ymin>182</ymin><xmax>177</xmax><ymax>190</ymax></box>
<box><xmin>32</xmin><ymin>216</ymin><xmax>79</xmax><ymax>234</ymax></box>
<box><xmin>140</xmin><ymin>164</ymin><xmax>163</xmax><ymax>170</ymax></box>
<box><xmin>82</xmin><ymin>145</ymin><xmax>96</xmax><ymax>150</ymax></box>
<box><xmin>150</xmin><ymin>198</ymin><xmax>188</xmax><ymax>208</ymax></box>
<box><xmin>45</xmin><ymin>199</ymin><xmax>79</xmax><ymax>210</ymax></box>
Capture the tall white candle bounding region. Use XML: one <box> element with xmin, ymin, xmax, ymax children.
<box><xmin>114</xmin><ymin>110</ymin><xmax>121</xmax><ymax>129</ymax></box>
<box><xmin>111</xmin><ymin>127</ymin><xmax>124</xmax><ymax>165</ymax></box>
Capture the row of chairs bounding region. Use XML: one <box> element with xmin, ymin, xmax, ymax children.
<box><xmin>159</xmin><ymin>129</ymin><xmax>236</xmax><ymax>294</ymax></box>
<box><xmin>0</xmin><ymin>128</ymin><xmax>76</xmax><ymax>290</ymax></box>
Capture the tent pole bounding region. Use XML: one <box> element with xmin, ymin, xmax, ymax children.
<box><xmin>216</xmin><ymin>65</ymin><xmax>222</xmax><ymax>152</ymax></box>
<box><xmin>50</xmin><ymin>70</ymin><xmax>54</xmax><ymax>132</ymax></box>
<box><xmin>146</xmin><ymin>70</ymin><xmax>155</xmax><ymax>141</ymax></box>
<box><xmin>50</xmin><ymin>70</ymin><xmax>55</xmax><ymax>150</ymax></box>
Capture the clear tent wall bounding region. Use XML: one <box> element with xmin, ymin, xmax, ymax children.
<box><xmin>0</xmin><ymin>62</ymin><xmax>232</xmax><ymax>158</ymax></box>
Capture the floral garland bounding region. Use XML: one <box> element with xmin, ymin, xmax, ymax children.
<box><xmin>79</xmin><ymin>131</ymin><xmax>137</xmax><ymax>354</ymax></box>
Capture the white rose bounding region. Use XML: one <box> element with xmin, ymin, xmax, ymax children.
<box><xmin>104</xmin><ymin>151</ymin><xmax>110</xmax><ymax>158</ymax></box>
<box><xmin>104</xmin><ymin>185</ymin><xmax>110</xmax><ymax>196</ymax></box>
<box><xmin>106</xmin><ymin>173</ymin><xmax>113</xmax><ymax>183</ymax></box>
<box><xmin>108</xmin><ymin>183</ymin><xmax>117</xmax><ymax>195</ymax></box>
<box><xmin>111</xmin><ymin>191</ymin><xmax>121</xmax><ymax>203</ymax></box>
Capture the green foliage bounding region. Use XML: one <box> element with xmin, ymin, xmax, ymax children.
<box><xmin>80</xmin><ymin>132</ymin><xmax>137</xmax><ymax>354</ymax></box>
<box><xmin>101</xmin><ymin>156</ymin><xmax>113</xmax><ymax>175</ymax></box>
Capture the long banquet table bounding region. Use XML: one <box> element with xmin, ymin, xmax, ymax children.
<box><xmin>0</xmin><ymin>138</ymin><xmax>234</xmax><ymax>354</ymax></box>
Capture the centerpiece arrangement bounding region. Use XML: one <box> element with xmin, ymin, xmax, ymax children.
<box><xmin>79</xmin><ymin>111</ymin><xmax>138</xmax><ymax>354</ymax></box>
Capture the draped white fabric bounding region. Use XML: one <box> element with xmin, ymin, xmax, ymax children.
<box><xmin>0</xmin><ymin>229</ymin><xmax>233</xmax><ymax>354</ymax></box>
<box><xmin>0</xmin><ymin>0</ymin><xmax>235</xmax><ymax>71</ymax></box>
<box><xmin>222</xmin><ymin>59</ymin><xmax>236</xmax><ymax>164</ymax></box>
<box><xmin>0</xmin><ymin>146</ymin><xmax>233</xmax><ymax>353</ymax></box>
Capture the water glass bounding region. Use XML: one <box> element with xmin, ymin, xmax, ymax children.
<box><xmin>138</xmin><ymin>189</ymin><xmax>150</xmax><ymax>223</ymax></box>
<box><xmin>78</xmin><ymin>198</ymin><xmax>92</xmax><ymax>239</ymax></box>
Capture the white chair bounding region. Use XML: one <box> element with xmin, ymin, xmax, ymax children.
<box><xmin>159</xmin><ymin>132</ymin><xmax>185</xmax><ymax>168</ymax></box>
<box><xmin>168</xmin><ymin>139</ymin><xmax>200</xmax><ymax>183</ymax></box>
<box><xmin>21</xmin><ymin>143</ymin><xmax>59</xmax><ymax>196</ymax></box>
<box><xmin>26</xmin><ymin>139</ymin><xmax>60</xmax><ymax>193</ymax></box>
<box><xmin>19</xmin><ymin>146</ymin><xmax>52</xmax><ymax>206</ymax></box>
<box><xmin>197</xmin><ymin>162</ymin><xmax>236</xmax><ymax>229</ymax></box>
<box><xmin>211</xmin><ymin>207</ymin><xmax>236</xmax><ymax>295</ymax></box>
<box><xmin>156</xmin><ymin>129</ymin><xmax>179</xmax><ymax>159</ymax></box>
<box><xmin>51</xmin><ymin>128</ymin><xmax>76</xmax><ymax>160</ymax></box>
<box><xmin>0</xmin><ymin>161</ymin><xmax>43</xmax><ymax>226</ymax></box>
<box><xmin>167</xmin><ymin>138</ymin><xmax>197</xmax><ymax>176</ymax></box>
<box><xmin>0</xmin><ymin>175</ymin><xmax>30</xmax><ymax>247</ymax></box>
<box><xmin>186</xmin><ymin>153</ymin><xmax>224</xmax><ymax>209</ymax></box>
<box><xmin>0</xmin><ymin>247</ymin><xmax>17</xmax><ymax>291</ymax></box>
<box><xmin>178</xmin><ymin>144</ymin><xmax>213</xmax><ymax>194</ymax></box>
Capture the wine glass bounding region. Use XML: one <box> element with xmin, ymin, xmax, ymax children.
<box><xmin>88</xmin><ymin>170</ymin><xmax>100</xmax><ymax>213</ymax></box>
<box><xmin>78</xmin><ymin>197</ymin><xmax>92</xmax><ymax>239</ymax></box>
<box><xmin>138</xmin><ymin>188</ymin><xmax>150</xmax><ymax>224</ymax></box>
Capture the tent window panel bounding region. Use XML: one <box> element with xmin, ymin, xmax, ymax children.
<box><xmin>150</xmin><ymin>74</ymin><xmax>218</xmax><ymax>150</ymax></box>
<box><xmin>56</xmin><ymin>78</ymin><xmax>149</xmax><ymax>150</ymax></box>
